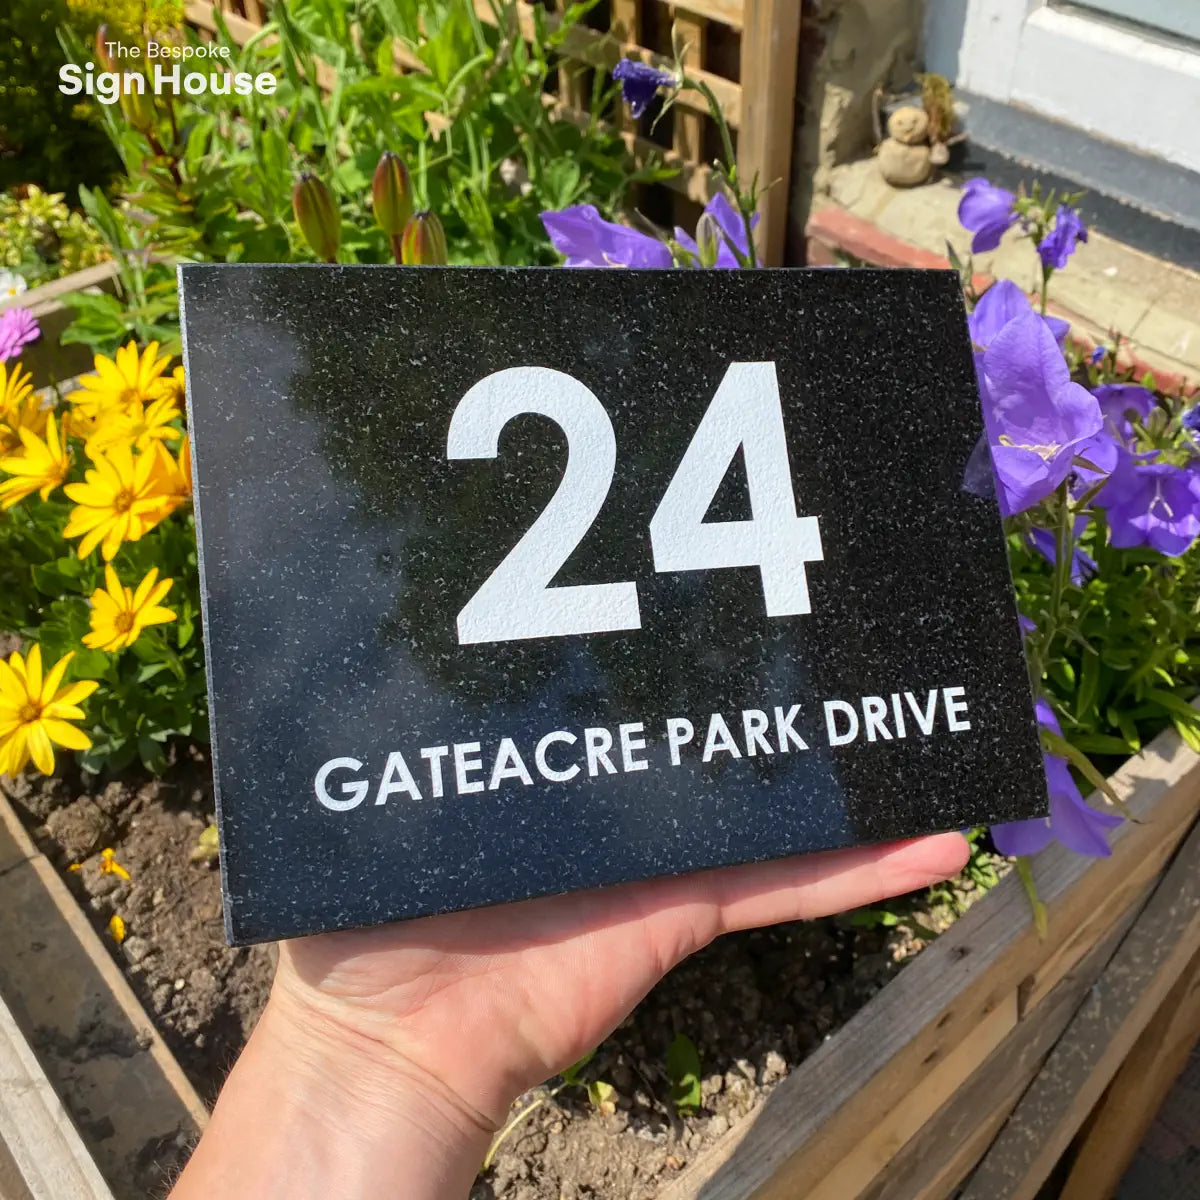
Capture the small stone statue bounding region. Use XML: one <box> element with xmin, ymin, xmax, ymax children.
<box><xmin>876</xmin><ymin>106</ymin><xmax>934</xmax><ymax>187</ymax></box>
<box><xmin>872</xmin><ymin>79</ymin><xmax>967</xmax><ymax>187</ymax></box>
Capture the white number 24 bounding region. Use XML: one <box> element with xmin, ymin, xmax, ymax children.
<box><xmin>446</xmin><ymin>362</ymin><xmax>823</xmax><ymax>645</ymax></box>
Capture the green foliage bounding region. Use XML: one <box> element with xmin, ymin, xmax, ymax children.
<box><xmin>1010</xmin><ymin>377</ymin><xmax>1200</xmax><ymax>770</ymax></box>
<box><xmin>666</xmin><ymin>1033</ymin><xmax>702</xmax><ymax>1115</ymax></box>
<box><xmin>59</xmin><ymin>186</ymin><xmax>180</xmax><ymax>356</ymax></box>
<box><xmin>560</xmin><ymin>1050</ymin><xmax>617</xmax><ymax>1113</ymax></box>
<box><xmin>0</xmin><ymin>0</ymin><xmax>118</xmax><ymax>195</ymax></box>
<box><xmin>0</xmin><ymin>475</ymin><xmax>205</xmax><ymax>776</ymax></box>
<box><xmin>0</xmin><ymin>186</ymin><xmax>109</xmax><ymax>289</ymax></box>
<box><xmin>56</xmin><ymin>0</ymin><xmax>666</xmax><ymax>352</ymax></box>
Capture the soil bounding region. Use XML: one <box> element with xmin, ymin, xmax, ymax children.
<box><xmin>2</xmin><ymin>755</ymin><xmax>997</xmax><ymax>1200</ymax></box>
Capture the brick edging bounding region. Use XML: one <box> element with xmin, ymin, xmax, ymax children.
<box><xmin>806</xmin><ymin>206</ymin><xmax>1196</xmax><ymax>397</ymax></box>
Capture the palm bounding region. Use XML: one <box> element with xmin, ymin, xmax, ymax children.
<box><xmin>278</xmin><ymin>833</ymin><xmax>967</xmax><ymax>1128</ymax></box>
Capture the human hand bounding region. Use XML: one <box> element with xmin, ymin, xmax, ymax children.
<box><xmin>175</xmin><ymin>834</ymin><xmax>967</xmax><ymax>1199</ymax></box>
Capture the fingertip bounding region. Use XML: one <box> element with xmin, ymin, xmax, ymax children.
<box><xmin>887</xmin><ymin>831</ymin><xmax>972</xmax><ymax>887</ymax></box>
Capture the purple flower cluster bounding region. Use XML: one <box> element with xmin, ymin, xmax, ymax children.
<box><xmin>976</xmin><ymin>309</ymin><xmax>1108</xmax><ymax>515</ymax></box>
<box><xmin>957</xmin><ymin>179</ymin><xmax>1087</xmax><ymax>270</ymax></box>
<box><xmin>1099</xmin><ymin>451</ymin><xmax>1200</xmax><ymax>556</ymax></box>
<box><xmin>992</xmin><ymin>700</ymin><xmax>1123</xmax><ymax>858</ymax></box>
<box><xmin>612</xmin><ymin>59</ymin><xmax>678</xmax><ymax>118</ymax></box>
<box><xmin>1038</xmin><ymin>206</ymin><xmax>1088</xmax><ymax>270</ymax></box>
<box><xmin>957</xmin><ymin>179</ymin><xmax>1019</xmax><ymax>253</ymax></box>
<box><xmin>0</xmin><ymin>307</ymin><xmax>39</xmax><ymax>362</ymax></box>
<box><xmin>541</xmin><ymin>193</ymin><xmax>757</xmax><ymax>270</ymax></box>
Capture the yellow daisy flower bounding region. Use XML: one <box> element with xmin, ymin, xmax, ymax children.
<box><xmin>147</xmin><ymin>436</ymin><xmax>192</xmax><ymax>506</ymax></box>
<box><xmin>63</xmin><ymin>442</ymin><xmax>181</xmax><ymax>560</ymax></box>
<box><xmin>0</xmin><ymin>361</ymin><xmax>46</xmax><ymax>456</ymax></box>
<box><xmin>0</xmin><ymin>413</ymin><xmax>70</xmax><ymax>509</ymax></box>
<box><xmin>86</xmin><ymin>393</ymin><xmax>183</xmax><ymax>455</ymax></box>
<box><xmin>150</xmin><ymin>365</ymin><xmax>185</xmax><ymax>407</ymax></box>
<box><xmin>83</xmin><ymin>565</ymin><xmax>176</xmax><ymax>652</ymax></box>
<box><xmin>67</xmin><ymin>341</ymin><xmax>171</xmax><ymax>422</ymax></box>
<box><xmin>0</xmin><ymin>646</ymin><xmax>98</xmax><ymax>777</ymax></box>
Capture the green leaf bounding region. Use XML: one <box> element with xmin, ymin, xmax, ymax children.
<box><xmin>666</xmin><ymin>1033</ymin><xmax>702</xmax><ymax>1114</ymax></box>
<box><xmin>1145</xmin><ymin>689</ymin><xmax>1200</xmax><ymax>725</ymax></box>
<box><xmin>560</xmin><ymin>1049</ymin><xmax>595</xmax><ymax>1086</ymax></box>
<box><xmin>1039</xmin><ymin>728</ymin><xmax>1123</xmax><ymax>807</ymax></box>
<box><xmin>1070</xmin><ymin>733</ymin><xmax>1138</xmax><ymax>756</ymax></box>
<box><xmin>587</xmin><ymin>1080</ymin><xmax>616</xmax><ymax>1112</ymax></box>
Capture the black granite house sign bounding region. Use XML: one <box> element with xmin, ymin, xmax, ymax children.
<box><xmin>179</xmin><ymin>264</ymin><xmax>1046</xmax><ymax>944</ymax></box>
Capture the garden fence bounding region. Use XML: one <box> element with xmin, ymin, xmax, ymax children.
<box><xmin>184</xmin><ymin>0</ymin><xmax>802</xmax><ymax>265</ymax></box>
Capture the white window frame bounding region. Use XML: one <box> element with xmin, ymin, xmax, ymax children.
<box><xmin>924</xmin><ymin>0</ymin><xmax>1200</xmax><ymax>174</ymax></box>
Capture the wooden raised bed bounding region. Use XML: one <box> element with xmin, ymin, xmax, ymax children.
<box><xmin>662</xmin><ymin>716</ymin><xmax>1200</xmax><ymax>1200</ymax></box>
<box><xmin>0</xmin><ymin>262</ymin><xmax>120</xmax><ymax>390</ymax></box>
<box><xmin>1</xmin><ymin>704</ymin><xmax>1195</xmax><ymax>1197</ymax></box>
<box><xmin>0</xmin><ymin>790</ymin><xmax>205</xmax><ymax>1199</ymax></box>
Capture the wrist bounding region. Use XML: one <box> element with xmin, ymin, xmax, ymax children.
<box><xmin>174</xmin><ymin>981</ymin><xmax>494</xmax><ymax>1199</ymax></box>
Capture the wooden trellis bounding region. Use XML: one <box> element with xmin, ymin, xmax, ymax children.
<box><xmin>185</xmin><ymin>0</ymin><xmax>802</xmax><ymax>265</ymax></box>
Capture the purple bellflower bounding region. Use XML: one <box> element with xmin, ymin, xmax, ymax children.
<box><xmin>1090</xmin><ymin>345</ymin><xmax>1106</xmax><ymax>365</ymax></box>
<box><xmin>958</xmin><ymin>178</ymin><xmax>1019</xmax><ymax>253</ymax></box>
<box><xmin>612</xmin><ymin>59</ymin><xmax>678</xmax><ymax>118</ymax></box>
<box><xmin>673</xmin><ymin>193</ymin><xmax>759</xmax><ymax>268</ymax></box>
<box><xmin>979</xmin><ymin>311</ymin><xmax>1105</xmax><ymax>515</ymax></box>
<box><xmin>1027</xmin><ymin>515</ymin><xmax>1097</xmax><ymax>585</ymax></box>
<box><xmin>0</xmin><ymin>307</ymin><xmax>39</xmax><ymax>362</ymax></box>
<box><xmin>1098</xmin><ymin>449</ymin><xmax>1200</xmax><ymax>556</ymax></box>
<box><xmin>1038</xmin><ymin>206</ymin><xmax>1088</xmax><ymax>270</ymax></box>
<box><xmin>1093</xmin><ymin>383</ymin><xmax>1156</xmax><ymax>445</ymax></box>
<box><xmin>540</xmin><ymin>205</ymin><xmax>673</xmax><ymax>268</ymax></box>
<box><xmin>968</xmin><ymin>279</ymin><xmax>1070</xmax><ymax>349</ymax></box>
<box><xmin>1184</xmin><ymin>405</ymin><xmax>1200</xmax><ymax>435</ymax></box>
<box><xmin>992</xmin><ymin>699</ymin><xmax>1123</xmax><ymax>858</ymax></box>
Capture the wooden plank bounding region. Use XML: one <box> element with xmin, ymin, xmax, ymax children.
<box><xmin>659</xmin><ymin>720</ymin><xmax>1200</xmax><ymax>1200</ymax></box>
<box><xmin>610</xmin><ymin>0</ymin><xmax>640</xmax><ymax>136</ymax></box>
<box><xmin>737</xmin><ymin>0</ymin><xmax>801</xmax><ymax>265</ymax></box>
<box><xmin>0</xmin><ymin>795</ymin><xmax>206</xmax><ymax>1195</ymax></box>
<box><xmin>960</xmin><ymin>818</ymin><xmax>1200</xmax><ymax>1200</ymax></box>
<box><xmin>1059</xmin><ymin>949</ymin><xmax>1200</xmax><ymax>1200</ymax></box>
<box><xmin>861</xmin><ymin>887</ymin><xmax>1151</xmax><ymax>1200</ymax></box>
<box><xmin>0</xmin><ymin>992</ymin><xmax>114</xmax><ymax>1200</ymax></box>
<box><xmin>242</xmin><ymin>0</ymin><xmax>265</xmax><ymax>22</ymax></box>
<box><xmin>803</xmin><ymin>990</ymin><xmax>1019</xmax><ymax>1200</ymax></box>
<box><xmin>475</xmin><ymin>0</ymin><xmax>742</xmax><ymax>126</ymax></box>
<box><xmin>669</xmin><ymin>0</ymin><xmax>746</xmax><ymax>29</ymax></box>
<box><xmin>672</xmin><ymin>9</ymin><xmax>707</xmax><ymax>162</ymax></box>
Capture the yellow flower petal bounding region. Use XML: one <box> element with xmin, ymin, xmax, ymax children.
<box><xmin>41</xmin><ymin>717</ymin><xmax>91</xmax><ymax>751</ymax></box>
<box><xmin>26</xmin><ymin>722</ymin><xmax>55</xmax><ymax>775</ymax></box>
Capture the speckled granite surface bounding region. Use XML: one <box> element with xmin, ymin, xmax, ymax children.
<box><xmin>180</xmin><ymin>264</ymin><xmax>1046</xmax><ymax>944</ymax></box>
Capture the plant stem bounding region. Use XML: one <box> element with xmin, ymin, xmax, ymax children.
<box><xmin>1039</xmin><ymin>264</ymin><xmax>1051</xmax><ymax>315</ymax></box>
<box><xmin>390</xmin><ymin>234</ymin><xmax>404</xmax><ymax>265</ymax></box>
<box><xmin>482</xmin><ymin>1093</ymin><xmax>553</xmax><ymax>1171</ymax></box>
<box><xmin>688</xmin><ymin>79</ymin><xmax>758</xmax><ymax>268</ymax></box>
<box><xmin>1015</xmin><ymin>857</ymin><xmax>1047</xmax><ymax>938</ymax></box>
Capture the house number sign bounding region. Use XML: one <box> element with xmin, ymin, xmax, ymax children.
<box><xmin>180</xmin><ymin>264</ymin><xmax>1047</xmax><ymax>944</ymax></box>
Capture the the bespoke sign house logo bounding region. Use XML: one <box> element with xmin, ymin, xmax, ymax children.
<box><xmin>179</xmin><ymin>264</ymin><xmax>1047</xmax><ymax>944</ymax></box>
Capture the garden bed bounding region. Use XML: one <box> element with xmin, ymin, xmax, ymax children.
<box><xmin>2</xmin><ymin>746</ymin><xmax>986</xmax><ymax>1199</ymax></box>
<box><xmin>2</xmin><ymin>717</ymin><xmax>1196</xmax><ymax>1198</ymax></box>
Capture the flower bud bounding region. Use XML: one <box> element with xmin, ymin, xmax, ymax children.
<box><xmin>292</xmin><ymin>173</ymin><xmax>340</xmax><ymax>263</ymax></box>
<box><xmin>120</xmin><ymin>78</ymin><xmax>155</xmax><ymax>135</ymax></box>
<box><xmin>400</xmin><ymin>211</ymin><xmax>448</xmax><ymax>266</ymax></box>
<box><xmin>372</xmin><ymin>151</ymin><xmax>412</xmax><ymax>238</ymax></box>
<box><xmin>95</xmin><ymin>25</ymin><xmax>115</xmax><ymax>72</ymax></box>
<box><xmin>695</xmin><ymin>212</ymin><xmax>722</xmax><ymax>269</ymax></box>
